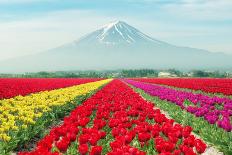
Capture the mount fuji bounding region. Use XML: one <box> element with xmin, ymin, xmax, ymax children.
<box><xmin>0</xmin><ymin>21</ymin><xmax>231</xmax><ymax>72</ymax></box>
<box><xmin>76</xmin><ymin>20</ymin><xmax>166</xmax><ymax>45</ymax></box>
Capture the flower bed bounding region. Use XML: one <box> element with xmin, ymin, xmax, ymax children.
<box><xmin>0</xmin><ymin>79</ymin><xmax>111</xmax><ymax>154</ymax></box>
<box><xmin>125</xmin><ymin>79</ymin><xmax>232</xmax><ymax>154</ymax></box>
<box><xmin>19</xmin><ymin>80</ymin><xmax>207</xmax><ymax>155</ymax></box>
<box><xmin>131</xmin><ymin>78</ymin><xmax>232</xmax><ymax>96</ymax></box>
<box><xmin>125</xmin><ymin>79</ymin><xmax>232</xmax><ymax>132</ymax></box>
<box><xmin>0</xmin><ymin>78</ymin><xmax>103</xmax><ymax>99</ymax></box>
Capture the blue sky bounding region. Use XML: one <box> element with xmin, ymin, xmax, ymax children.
<box><xmin>0</xmin><ymin>0</ymin><xmax>232</xmax><ymax>60</ymax></box>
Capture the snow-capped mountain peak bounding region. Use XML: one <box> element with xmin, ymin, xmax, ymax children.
<box><xmin>101</xmin><ymin>20</ymin><xmax>121</xmax><ymax>33</ymax></box>
<box><xmin>76</xmin><ymin>21</ymin><xmax>166</xmax><ymax>45</ymax></box>
<box><xmin>1</xmin><ymin>20</ymin><xmax>232</xmax><ymax>73</ymax></box>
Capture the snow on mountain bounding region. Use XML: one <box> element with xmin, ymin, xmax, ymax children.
<box><xmin>75</xmin><ymin>20</ymin><xmax>166</xmax><ymax>45</ymax></box>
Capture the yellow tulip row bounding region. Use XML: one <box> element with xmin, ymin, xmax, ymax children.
<box><xmin>0</xmin><ymin>79</ymin><xmax>112</xmax><ymax>142</ymax></box>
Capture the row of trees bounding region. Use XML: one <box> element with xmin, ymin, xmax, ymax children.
<box><xmin>190</xmin><ymin>70</ymin><xmax>228</xmax><ymax>78</ymax></box>
<box><xmin>0</xmin><ymin>69</ymin><xmax>230</xmax><ymax>78</ymax></box>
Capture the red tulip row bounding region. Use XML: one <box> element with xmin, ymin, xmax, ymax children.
<box><xmin>132</xmin><ymin>78</ymin><xmax>232</xmax><ymax>96</ymax></box>
<box><xmin>0</xmin><ymin>78</ymin><xmax>103</xmax><ymax>99</ymax></box>
<box><xmin>18</xmin><ymin>80</ymin><xmax>207</xmax><ymax>155</ymax></box>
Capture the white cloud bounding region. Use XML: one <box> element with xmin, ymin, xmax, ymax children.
<box><xmin>163</xmin><ymin>0</ymin><xmax>232</xmax><ymax>20</ymax></box>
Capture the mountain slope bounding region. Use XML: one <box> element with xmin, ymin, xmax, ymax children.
<box><xmin>0</xmin><ymin>21</ymin><xmax>231</xmax><ymax>73</ymax></box>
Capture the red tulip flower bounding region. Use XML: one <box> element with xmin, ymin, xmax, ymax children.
<box><xmin>195</xmin><ymin>139</ymin><xmax>207</xmax><ymax>153</ymax></box>
<box><xmin>78</xmin><ymin>144</ymin><xmax>89</xmax><ymax>155</ymax></box>
<box><xmin>90</xmin><ymin>146</ymin><xmax>102</xmax><ymax>155</ymax></box>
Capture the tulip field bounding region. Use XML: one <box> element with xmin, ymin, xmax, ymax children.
<box><xmin>0</xmin><ymin>78</ymin><xmax>231</xmax><ymax>155</ymax></box>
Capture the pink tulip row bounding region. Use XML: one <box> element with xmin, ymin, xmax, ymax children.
<box><xmin>132</xmin><ymin>78</ymin><xmax>232</xmax><ymax>96</ymax></box>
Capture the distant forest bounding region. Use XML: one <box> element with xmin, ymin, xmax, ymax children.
<box><xmin>0</xmin><ymin>69</ymin><xmax>231</xmax><ymax>78</ymax></box>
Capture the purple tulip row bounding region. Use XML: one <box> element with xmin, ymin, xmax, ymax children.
<box><xmin>124</xmin><ymin>79</ymin><xmax>232</xmax><ymax>132</ymax></box>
